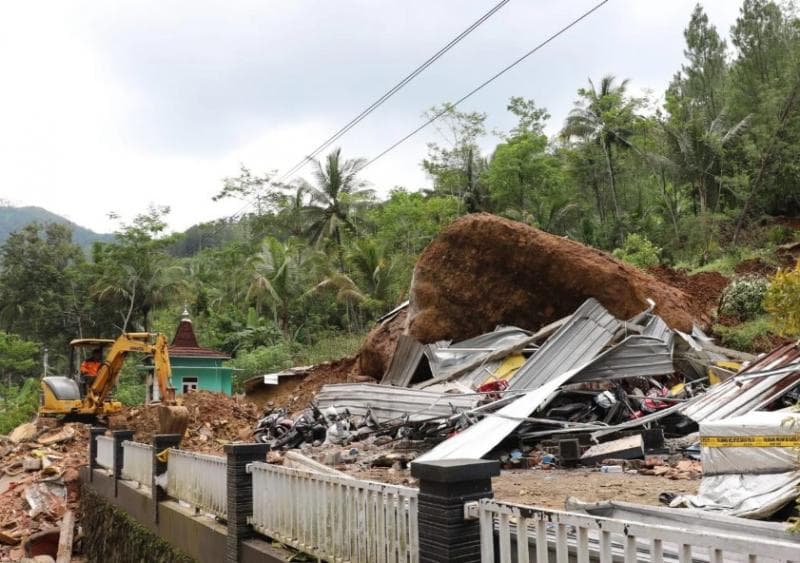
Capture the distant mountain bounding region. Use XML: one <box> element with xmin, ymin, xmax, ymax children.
<box><xmin>0</xmin><ymin>206</ymin><xmax>114</xmax><ymax>248</ymax></box>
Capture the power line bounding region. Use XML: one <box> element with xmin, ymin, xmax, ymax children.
<box><xmin>363</xmin><ymin>0</ymin><xmax>611</xmax><ymax>171</ymax></box>
<box><xmin>276</xmin><ymin>0</ymin><xmax>514</xmax><ymax>183</ymax></box>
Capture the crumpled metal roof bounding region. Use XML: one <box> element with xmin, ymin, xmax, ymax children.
<box><xmin>315</xmin><ymin>383</ymin><xmax>479</xmax><ymax>423</ymax></box>
<box><xmin>380</xmin><ymin>334</ymin><xmax>425</xmax><ymax>387</ymax></box>
<box><xmin>424</xmin><ymin>326</ymin><xmax>532</xmax><ymax>381</ymax></box>
<box><xmin>570</xmin><ymin>315</ymin><xmax>675</xmax><ymax>383</ymax></box>
<box><xmin>681</xmin><ymin>342</ymin><xmax>800</xmax><ymax>422</ymax></box>
<box><xmin>507</xmin><ymin>298</ymin><xmax>619</xmax><ymax>390</ymax></box>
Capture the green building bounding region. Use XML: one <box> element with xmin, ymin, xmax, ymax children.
<box><xmin>167</xmin><ymin>309</ymin><xmax>232</xmax><ymax>396</ymax></box>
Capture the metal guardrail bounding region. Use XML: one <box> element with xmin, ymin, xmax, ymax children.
<box><xmin>166</xmin><ymin>449</ymin><xmax>227</xmax><ymax>519</ymax></box>
<box><xmin>470</xmin><ymin>498</ymin><xmax>800</xmax><ymax>563</ymax></box>
<box><xmin>121</xmin><ymin>441</ymin><xmax>153</xmax><ymax>487</ymax></box>
<box><xmin>95</xmin><ymin>435</ymin><xmax>114</xmax><ymax>470</ymax></box>
<box><xmin>248</xmin><ymin>462</ymin><xmax>419</xmax><ymax>563</ymax></box>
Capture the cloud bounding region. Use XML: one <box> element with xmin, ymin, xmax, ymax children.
<box><xmin>0</xmin><ymin>0</ymin><xmax>744</xmax><ymax>233</ymax></box>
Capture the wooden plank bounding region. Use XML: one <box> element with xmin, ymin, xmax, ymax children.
<box><xmin>55</xmin><ymin>510</ymin><xmax>75</xmax><ymax>563</ymax></box>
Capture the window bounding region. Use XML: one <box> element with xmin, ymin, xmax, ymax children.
<box><xmin>182</xmin><ymin>376</ymin><xmax>198</xmax><ymax>394</ymax></box>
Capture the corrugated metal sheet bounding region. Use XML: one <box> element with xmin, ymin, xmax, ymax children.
<box><xmin>380</xmin><ymin>334</ymin><xmax>425</xmax><ymax>387</ymax></box>
<box><xmin>507</xmin><ymin>298</ymin><xmax>619</xmax><ymax>391</ymax></box>
<box><xmin>681</xmin><ymin>342</ymin><xmax>800</xmax><ymax>423</ymax></box>
<box><xmin>415</xmin><ymin>368</ymin><xmax>579</xmax><ymax>462</ymax></box>
<box><xmin>569</xmin><ymin>315</ymin><xmax>675</xmax><ymax>383</ymax></box>
<box><xmin>424</xmin><ymin>326</ymin><xmax>532</xmax><ymax>380</ymax></box>
<box><xmin>315</xmin><ymin>383</ymin><xmax>479</xmax><ymax>423</ymax></box>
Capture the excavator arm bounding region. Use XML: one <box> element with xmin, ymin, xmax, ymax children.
<box><xmin>40</xmin><ymin>332</ymin><xmax>189</xmax><ymax>436</ymax></box>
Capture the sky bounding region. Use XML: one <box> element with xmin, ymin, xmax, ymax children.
<box><xmin>0</xmin><ymin>0</ymin><xmax>744</xmax><ymax>234</ymax></box>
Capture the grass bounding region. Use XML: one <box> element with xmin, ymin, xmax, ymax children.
<box><xmin>293</xmin><ymin>330</ymin><xmax>367</xmax><ymax>365</ymax></box>
<box><xmin>713</xmin><ymin>315</ymin><xmax>774</xmax><ymax>353</ymax></box>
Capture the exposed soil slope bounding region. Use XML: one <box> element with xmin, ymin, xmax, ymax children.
<box><xmin>409</xmin><ymin>214</ymin><xmax>700</xmax><ymax>343</ymax></box>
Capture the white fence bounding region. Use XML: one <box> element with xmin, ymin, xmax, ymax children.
<box><xmin>121</xmin><ymin>441</ymin><xmax>153</xmax><ymax>487</ymax></box>
<box><xmin>471</xmin><ymin>499</ymin><xmax>800</xmax><ymax>563</ymax></box>
<box><xmin>95</xmin><ymin>435</ymin><xmax>115</xmax><ymax>470</ymax></box>
<box><xmin>248</xmin><ymin>462</ymin><xmax>419</xmax><ymax>563</ymax></box>
<box><xmin>166</xmin><ymin>449</ymin><xmax>227</xmax><ymax>519</ymax></box>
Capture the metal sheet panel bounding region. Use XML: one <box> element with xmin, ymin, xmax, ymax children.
<box><xmin>570</xmin><ymin>335</ymin><xmax>673</xmax><ymax>383</ymax></box>
<box><xmin>681</xmin><ymin>342</ymin><xmax>800</xmax><ymax>423</ymax></box>
<box><xmin>424</xmin><ymin>326</ymin><xmax>532</xmax><ymax>380</ymax></box>
<box><xmin>315</xmin><ymin>383</ymin><xmax>479</xmax><ymax>423</ymax></box>
<box><xmin>507</xmin><ymin>299</ymin><xmax>619</xmax><ymax>391</ymax></box>
<box><xmin>415</xmin><ymin>368</ymin><xmax>581</xmax><ymax>462</ymax></box>
<box><xmin>380</xmin><ymin>334</ymin><xmax>425</xmax><ymax>387</ymax></box>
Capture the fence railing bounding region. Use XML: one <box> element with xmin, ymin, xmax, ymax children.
<box><xmin>166</xmin><ymin>449</ymin><xmax>227</xmax><ymax>519</ymax></box>
<box><xmin>470</xmin><ymin>498</ymin><xmax>800</xmax><ymax>563</ymax></box>
<box><xmin>95</xmin><ymin>435</ymin><xmax>114</xmax><ymax>470</ymax></box>
<box><xmin>121</xmin><ymin>441</ymin><xmax>153</xmax><ymax>487</ymax></box>
<box><xmin>248</xmin><ymin>461</ymin><xmax>419</xmax><ymax>563</ymax></box>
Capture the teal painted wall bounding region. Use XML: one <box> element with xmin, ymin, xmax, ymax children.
<box><xmin>169</xmin><ymin>356</ymin><xmax>232</xmax><ymax>396</ymax></box>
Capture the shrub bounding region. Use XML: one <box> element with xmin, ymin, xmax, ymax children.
<box><xmin>0</xmin><ymin>378</ymin><xmax>39</xmax><ymax>434</ymax></box>
<box><xmin>719</xmin><ymin>275</ymin><xmax>768</xmax><ymax>321</ymax></box>
<box><xmin>765</xmin><ymin>260</ymin><xmax>800</xmax><ymax>337</ymax></box>
<box><xmin>612</xmin><ymin>234</ymin><xmax>661</xmax><ymax>269</ymax></box>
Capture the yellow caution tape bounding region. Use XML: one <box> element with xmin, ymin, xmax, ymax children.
<box><xmin>156</xmin><ymin>448</ymin><xmax>170</xmax><ymax>462</ymax></box>
<box><xmin>701</xmin><ymin>435</ymin><xmax>800</xmax><ymax>448</ymax></box>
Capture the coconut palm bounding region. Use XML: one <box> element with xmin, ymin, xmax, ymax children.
<box><xmin>562</xmin><ymin>75</ymin><xmax>638</xmax><ymax>237</ymax></box>
<box><xmin>300</xmin><ymin>148</ymin><xmax>375</xmax><ymax>249</ymax></box>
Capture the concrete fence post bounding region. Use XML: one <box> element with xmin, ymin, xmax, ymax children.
<box><xmin>112</xmin><ymin>430</ymin><xmax>134</xmax><ymax>497</ymax></box>
<box><xmin>411</xmin><ymin>459</ymin><xmax>500</xmax><ymax>563</ymax></box>
<box><xmin>151</xmin><ymin>434</ymin><xmax>182</xmax><ymax>524</ymax></box>
<box><xmin>224</xmin><ymin>443</ymin><xmax>269</xmax><ymax>563</ymax></box>
<box><xmin>88</xmin><ymin>427</ymin><xmax>106</xmax><ymax>483</ymax></box>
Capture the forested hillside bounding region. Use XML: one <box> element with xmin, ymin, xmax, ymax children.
<box><xmin>0</xmin><ymin>0</ymin><xmax>798</xmax><ymax>412</ymax></box>
<box><xmin>0</xmin><ymin>205</ymin><xmax>113</xmax><ymax>248</ymax></box>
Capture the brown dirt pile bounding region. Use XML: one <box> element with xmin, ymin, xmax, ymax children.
<box><xmin>282</xmin><ymin>357</ymin><xmax>360</xmax><ymax>415</ymax></box>
<box><xmin>110</xmin><ymin>391</ymin><xmax>261</xmax><ymax>453</ymax></box>
<box><xmin>648</xmin><ymin>266</ymin><xmax>729</xmax><ymax>321</ymax></box>
<box><xmin>409</xmin><ymin>214</ymin><xmax>699</xmax><ymax>343</ymax></box>
<box><xmin>358</xmin><ymin>309</ymin><xmax>407</xmax><ymax>379</ymax></box>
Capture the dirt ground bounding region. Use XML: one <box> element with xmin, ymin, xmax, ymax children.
<box><xmin>347</xmin><ymin>466</ymin><xmax>699</xmax><ymax>510</ymax></box>
<box><xmin>490</xmin><ymin>468</ymin><xmax>699</xmax><ymax>509</ymax></box>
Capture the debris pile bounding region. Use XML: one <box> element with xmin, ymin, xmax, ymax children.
<box><xmin>0</xmin><ymin>423</ymin><xmax>86</xmax><ymax>561</ymax></box>
<box><xmin>111</xmin><ymin>391</ymin><xmax>261</xmax><ymax>452</ymax></box>
<box><xmin>240</xmin><ymin>217</ymin><xmax>800</xmax><ymax>519</ymax></box>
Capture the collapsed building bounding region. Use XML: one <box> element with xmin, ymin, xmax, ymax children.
<box><xmin>254</xmin><ymin>214</ymin><xmax>800</xmax><ymax>521</ymax></box>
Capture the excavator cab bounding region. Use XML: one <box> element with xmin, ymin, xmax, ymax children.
<box><xmin>40</xmin><ymin>339</ymin><xmax>118</xmax><ymax>415</ymax></box>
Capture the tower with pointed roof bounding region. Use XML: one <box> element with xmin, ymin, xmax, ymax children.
<box><xmin>153</xmin><ymin>307</ymin><xmax>233</xmax><ymax>398</ymax></box>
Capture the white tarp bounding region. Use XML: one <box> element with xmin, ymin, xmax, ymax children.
<box><xmin>673</xmin><ymin>471</ymin><xmax>800</xmax><ymax>519</ymax></box>
<box><xmin>700</xmin><ymin>411</ymin><xmax>800</xmax><ymax>475</ymax></box>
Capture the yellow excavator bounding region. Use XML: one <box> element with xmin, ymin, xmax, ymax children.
<box><xmin>39</xmin><ymin>333</ymin><xmax>190</xmax><ymax>435</ymax></box>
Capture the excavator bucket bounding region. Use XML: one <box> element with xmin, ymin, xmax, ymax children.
<box><xmin>158</xmin><ymin>405</ymin><xmax>190</xmax><ymax>436</ymax></box>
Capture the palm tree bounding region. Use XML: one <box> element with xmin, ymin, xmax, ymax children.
<box><xmin>347</xmin><ymin>239</ymin><xmax>396</xmax><ymax>306</ymax></box>
<box><xmin>300</xmin><ymin>148</ymin><xmax>374</xmax><ymax>249</ymax></box>
<box><xmin>562</xmin><ymin>75</ymin><xmax>638</xmax><ymax>239</ymax></box>
<box><xmin>246</xmin><ymin>237</ymin><xmax>306</xmax><ymax>339</ymax></box>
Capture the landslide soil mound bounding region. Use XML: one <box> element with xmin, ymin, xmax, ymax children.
<box><xmin>409</xmin><ymin>214</ymin><xmax>700</xmax><ymax>343</ymax></box>
<box><xmin>648</xmin><ymin>266</ymin><xmax>729</xmax><ymax>322</ymax></box>
<box><xmin>358</xmin><ymin>309</ymin><xmax>407</xmax><ymax>379</ymax></box>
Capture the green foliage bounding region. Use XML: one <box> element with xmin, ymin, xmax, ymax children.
<box><xmin>719</xmin><ymin>275</ymin><xmax>769</xmax><ymax>320</ymax></box>
<box><xmin>713</xmin><ymin>315</ymin><xmax>773</xmax><ymax>352</ymax></box>
<box><xmin>765</xmin><ymin>260</ymin><xmax>800</xmax><ymax>336</ymax></box>
<box><xmin>228</xmin><ymin>342</ymin><xmax>295</xmax><ymax>390</ymax></box>
<box><xmin>0</xmin><ymin>378</ymin><xmax>40</xmax><ymax>435</ymax></box>
<box><xmin>113</xmin><ymin>363</ymin><xmax>147</xmax><ymax>406</ymax></box>
<box><xmin>0</xmin><ymin>331</ymin><xmax>40</xmax><ymax>384</ymax></box>
<box><xmin>612</xmin><ymin>234</ymin><xmax>661</xmax><ymax>268</ymax></box>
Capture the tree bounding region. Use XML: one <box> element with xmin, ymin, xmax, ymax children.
<box><xmin>0</xmin><ymin>331</ymin><xmax>39</xmax><ymax>386</ymax></box>
<box><xmin>0</xmin><ymin>223</ymin><xmax>88</xmax><ymax>352</ymax></box>
<box><xmin>562</xmin><ymin>76</ymin><xmax>639</xmax><ymax>240</ymax></box>
<box><xmin>422</xmin><ymin>103</ymin><xmax>489</xmax><ymax>212</ymax></box>
<box><xmin>300</xmin><ymin>148</ymin><xmax>375</xmax><ymax>249</ymax></box>
<box><xmin>91</xmin><ymin>206</ymin><xmax>185</xmax><ymax>332</ymax></box>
